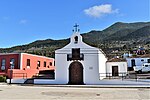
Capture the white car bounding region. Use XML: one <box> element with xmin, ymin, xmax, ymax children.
<box><xmin>134</xmin><ymin>63</ymin><xmax>150</xmax><ymax>73</ymax></box>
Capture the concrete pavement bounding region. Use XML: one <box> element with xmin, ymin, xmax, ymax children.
<box><xmin>0</xmin><ymin>84</ymin><xmax>150</xmax><ymax>100</ymax></box>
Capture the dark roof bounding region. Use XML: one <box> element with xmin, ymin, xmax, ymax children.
<box><xmin>107</xmin><ymin>58</ymin><xmax>126</xmax><ymax>62</ymax></box>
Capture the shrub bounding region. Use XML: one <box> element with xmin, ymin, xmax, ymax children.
<box><xmin>0</xmin><ymin>76</ymin><xmax>6</xmax><ymax>82</ymax></box>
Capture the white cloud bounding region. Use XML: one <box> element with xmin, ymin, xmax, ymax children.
<box><xmin>19</xmin><ymin>19</ymin><xmax>27</xmax><ymax>24</ymax></box>
<box><xmin>84</xmin><ymin>4</ymin><xmax>119</xmax><ymax>18</ymax></box>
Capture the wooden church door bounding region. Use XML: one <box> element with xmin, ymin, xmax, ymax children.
<box><xmin>68</xmin><ymin>61</ymin><xmax>84</xmax><ymax>85</ymax></box>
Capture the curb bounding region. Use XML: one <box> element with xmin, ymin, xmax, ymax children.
<box><xmin>19</xmin><ymin>84</ymin><xmax>150</xmax><ymax>88</ymax></box>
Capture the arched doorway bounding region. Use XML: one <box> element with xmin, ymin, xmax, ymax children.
<box><xmin>68</xmin><ymin>61</ymin><xmax>84</xmax><ymax>85</ymax></box>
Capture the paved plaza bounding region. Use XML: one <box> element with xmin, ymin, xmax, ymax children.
<box><xmin>0</xmin><ymin>84</ymin><xmax>150</xmax><ymax>100</ymax></box>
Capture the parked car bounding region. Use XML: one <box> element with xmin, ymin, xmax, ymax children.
<box><xmin>134</xmin><ymin>63</ymin><xmax>150</xmax><ymax>73</ymax></box>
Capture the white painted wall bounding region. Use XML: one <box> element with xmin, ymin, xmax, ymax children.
<box><xmin>82</xmin><ymin>53</ymin><xmax>100</xmax><ymax>84</ymax></box>
<box><xmin>98</xmin><ymin>50</ymin><xmax>107</xmax><ymax>79</ymax></box>
<box><xmin>106</xmin><ymin>62</ymin><xmax>127</xmax><ymax>76</ymax></box>
<box><xmin>126</xmin><ymin>57</ymin><xmax>150</xmax><ymax>67</ymax></box>
<box><xmin>6</xmin><ymin>79</ymin><xmax>27</xmax><ymax>84</ymax></box>
<box><xmin>55</xmin><ymin>52</ymin><xmax>69</xmax><ymax>84</ymax></box>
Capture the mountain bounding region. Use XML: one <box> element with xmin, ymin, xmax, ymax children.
<box><xmin>0</xmin><ymin>22</ymin><xmax>150</xmax><ymax>58</ymax></box>
<box><xmin>82</xmin><ymin>22</ymin><xmax>150</xmax><ymax>43</ymax></box>
<box><xmin>103</xmin><ymin>22</ymin><xmax>150</xmax><ymax>35</ymax></box>
<box><xmin>121</xmin><ymin>25</ymin><xmax>150</xmax><ymax>41</ymax></box>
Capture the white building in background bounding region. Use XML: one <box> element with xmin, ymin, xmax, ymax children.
<box><xmin>106</xmin><ymin>58</ymin><xmax>128</xmax><ymax>77</ymax></box>
<box><xmin>55</xmin><ymin>27</ymin><xmax>107</xmax><ymax>85</ymax></box>
<box><xmin>126</xmin><ymin>55</ymin><xmax>150</xmax><ymax>70</ymax></box>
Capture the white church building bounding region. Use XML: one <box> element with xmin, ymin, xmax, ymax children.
<box><xmin>34</xmin><ymin>25</ymin><xmax>107</xmax><ymax>85</ymax></box>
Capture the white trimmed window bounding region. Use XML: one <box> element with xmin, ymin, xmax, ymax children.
<box><xmin>1</xmin><ymin>59</ymin><xmax>6</xmax><ymax>70</ymax></box>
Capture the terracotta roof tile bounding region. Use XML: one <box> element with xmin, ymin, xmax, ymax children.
<box><xmin>107</xmin><ymin>58</ymin><xmax>126</xmax><ymax>62</ymax></box>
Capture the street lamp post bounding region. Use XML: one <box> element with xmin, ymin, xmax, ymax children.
<box><xmin>9</xmin><ymin>61</ymin><xmax>13</xmax><ymax>84</ymax></box>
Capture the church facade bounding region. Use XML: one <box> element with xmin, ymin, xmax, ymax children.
<box><xmin>54</xmin><ymin>28</ymin><xmax>107</xmax><ymax>85</ymax></box>
<box><xmin>34</xmin><ymin>26</ymin><xmax>107</xmax><ymax>85</ymax></box>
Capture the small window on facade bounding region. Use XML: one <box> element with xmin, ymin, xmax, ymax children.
<box><xmin>74</xmin><ymin>36</ymin><xmax>78</xmax><ymax>44</ymax></box>
<box><xmin>1</xmin><ymin>59</ymin><xmax>6</xmax><ymax>70</ymax></box>
<box><xmin>44</xmin><ymin>61</ymin><xmax>46</xmax><ymax>67</ymax></box>
<box><xmin>145</xmin><ymin>65</ymin><xmax>148</xmax><ymax>67</ymax></box>
<box><xmin>10</xmin><ymin>58</ymin><xmax>15</xmax><ymax>69</ymax></box>
<box><xmin>37</xmin><ymin>61</ymin><xmax>40</xmax><ymax>67</ymax></box>
<box><xmin>27</xmin><ymin>59</ymin><xmax>30</xmax><ymax>66</ymax></box>
<box><xmin>50</xmin><ymin>62</ymin><xmax>52</xmax><ymax>66</ymax></box>
<box><xmin>141</xmin><ymin>59</ymin><xmax>144</xmax><ymax>62</ymax></box>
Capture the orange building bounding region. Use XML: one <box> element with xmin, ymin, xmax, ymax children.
<box><xmin>0</xmin><ymin>53</ymin><xmax>55</xmax><ymax>79</ymax></box>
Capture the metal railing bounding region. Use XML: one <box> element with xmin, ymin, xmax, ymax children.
<box><xmin>100</xmin><ymin>72</ymin><xmax>150</xmax><ymax>81</ymax></box>
<box><xmin>99</xmin><ymin>73</ymin><xmax>128</xmax><ymax>80</ymax></box>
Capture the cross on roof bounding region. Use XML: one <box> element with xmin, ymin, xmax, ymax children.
<box><xmin>73</xmin><ymin>23</ymin><xmax>80</xmax><ymax>32</ymax></box>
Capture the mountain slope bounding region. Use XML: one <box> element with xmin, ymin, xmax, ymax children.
<box><xmin>102</xmin><ymin>22</ymin><xmax>150</xmax><ymax>36</ymax></box>
<box><xmin>121</xmin><ymin>25</ymin><xmax>150</xmax><ymax>41</ymax></box>
<box><xmin>104</xmin><ymin>28</ymin><xmax>136</xmax><ymax>41</ymax></box>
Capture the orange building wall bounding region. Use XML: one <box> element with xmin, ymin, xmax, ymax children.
<box><xmin>21</xmin><ymin>53</ymin><xmax>54</xmax><ymax>71</ymax></box>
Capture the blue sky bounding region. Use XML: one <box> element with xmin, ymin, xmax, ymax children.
<box><xmin>0</xmin><ymin>0</ymin><xmax>149</xmax><ymax>48</ymax></box>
